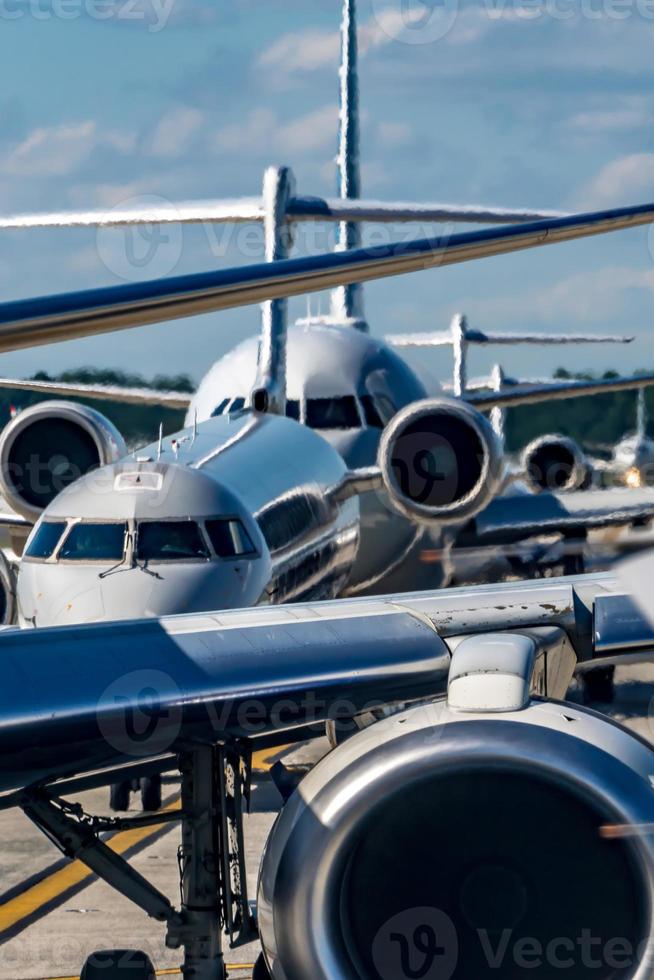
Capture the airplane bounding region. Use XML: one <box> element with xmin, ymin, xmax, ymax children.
<box><xmin>3</xmin><ymin>0</ymin><xmax>654</xmax><ymax>640</ymax></box>
<box><xmin>1</xmin><ymin>570</ymin><xmax>654</xmax><ymax>980</ymax></box>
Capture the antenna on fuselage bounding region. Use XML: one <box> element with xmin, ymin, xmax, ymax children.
<box><xmin>330</xmin><ymin>0</ymin><xmax>368</xmax><ymax>332</ymax></box>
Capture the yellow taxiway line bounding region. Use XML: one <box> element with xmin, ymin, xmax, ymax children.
<box><xmin>0</xmin><ymin>745</ymin><xmax>288</xmax><ymax>945</ymax></box>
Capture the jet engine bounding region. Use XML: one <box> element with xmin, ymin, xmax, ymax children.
<box><xmin>522</xmin><ymin>434</ymin><xmax>592</xmax><ymax>492</ymax></box>
<box><xmin>0</xmin><ymin>401</ymin><xmax>126</xmax><ymax>523</ymax></box>
<box><xmin>258</xmin><ymin>699</ymin><xmax>654</xmax><ymax>980</ymax></box>
<box><xmin>378</xmin><ymin>397</ymin><xmax>503</xmax><ymax>524</ymax></box>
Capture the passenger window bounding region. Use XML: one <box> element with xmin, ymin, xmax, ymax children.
<box><xmin>305</xmin><ymin>396</ymin><xmax>360</xmax><ymax>429</ymax></box>
<box><xmin>25</xmin><ymin>521</ymin><xmax>67</xmax><ymax>559</ymax></box>
<box><xmin>285</xmin><ymin>400</ymin><xmax>300</xmax><ymax>421</ymax></box>
<box><xmin>137</xmin><ymin>521</ymin><xmax>209</xmax><ymax>561</ymax></box>
<box><xmin>59</xmin><ymin>522</ymin><xmax>127</xmax><ymax>561</ymax></box>
<box><xmin>211</xmin><ymin>399</ymin><xmax>231</xmax><ymax>418</ymax></box>
<box><xmin>206</xmin><ymin>519</ymin><xmax>257</xmax><ymax>558</ymax></box>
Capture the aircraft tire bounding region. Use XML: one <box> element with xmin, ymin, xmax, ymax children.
<box><xmin>140</xmin><ymin>774</ymin><xmax>162</xmax><ymax>812</ymax></box>
<box><xmin>81</xmin><ymin>949</ymin><xmax>155</xmax><ymax>978</ymax></box>
<box><xmin>252</xmin><ymin>953</ymin><xmax>272</xmax><ymax>979</ymax></box>
<box><xmin>109</xmin><ymin>781</ymin><xmax>131</xmax><ymax>812</ymax></box>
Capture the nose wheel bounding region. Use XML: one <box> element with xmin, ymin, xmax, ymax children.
<box><xmin>109</xmin><ymin>774</ymin><xmax>162</xmax><ymax>812</ymax></box>
<box><xmin>252</xmin><ymin>954</ymin><xmax>272</xmax><ymax>979</ymax></box>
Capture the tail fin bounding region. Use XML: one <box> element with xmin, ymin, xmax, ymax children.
<box><xmin>330</xmin><ymin>0</ymin><xmax>368</xmax><ymax>331</ymax></box>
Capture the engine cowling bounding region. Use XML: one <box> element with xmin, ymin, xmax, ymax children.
<box><xmin>258</xmin><ymin>700</ymin><xmax>654</xmax><ymax>980</ymax></box>
<box><xmin>522</xmin><ymin>434</ymin><xmax>592</xmax><ymax>492</ymax></box>
<box><xmin>0</xmin><ymin>401</ymin><xmax>126</xmax><ymax>522</ymax></box>
<box><xmin>378</xmin><ymin>398</ymin><xmax>503</xmax><ymax>524</ymax></box>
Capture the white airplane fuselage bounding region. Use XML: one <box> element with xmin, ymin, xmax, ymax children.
<box><xmin>17</xmin><ymin>323</ymin><xmax>449</xmax><ymax>627</ymax></box>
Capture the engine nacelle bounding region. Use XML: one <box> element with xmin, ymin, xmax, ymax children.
<box><xmin>378</xmin><ymin>397</ymin><xmax>503</xmax><ymax>525</ymax></box>
<box><xmin>522</xmin><ymin>434</ymin><xmax>592</xmax><ymax>492</ymax></box>
<box><xmin>0</xmin><ymin>401</ymin><xmax>126</xmax><ymax>523</ymax></box>
<box><xmin>259</xmin><ymin>700</ymin><xmax>654</xmax><ymax>980</ymax></box>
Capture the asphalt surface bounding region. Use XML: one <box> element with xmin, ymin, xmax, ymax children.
<box><xmin>0</xmin><ymin>667</ymin><xmax>653</xmax><ymax>980</ymax></box>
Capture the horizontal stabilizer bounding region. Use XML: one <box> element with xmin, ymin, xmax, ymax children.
<box><xmin>465</xmin><ymin>373</ymin><xmax>654</xmax><ymax>411</ymax></box>
<box><xmin>0</xmin><ymin>377</ymin><xmax>191</xmax><ymax>408</ymax></box>
<box><xmin>0</xmin><ymin>201</ymin><xmax>653</xmax><ymax>352</ymax></box>
<box><xmin>387</xmin><ymin>330</ymin><xmax>634</xmax><ymax>348</ymax></box>
<box><xmin>0</xmin><ymin>197</ymin><xmax>564</xmax><ymax>231</ymax></box>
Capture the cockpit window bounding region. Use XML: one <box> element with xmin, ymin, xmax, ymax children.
<box><xmin>211</xmin><ymin>399</ymin><xmax>231</xmax><ymax>418</ymax></box>
<box><xmin>136</xmin><ymin>521</ymin><xmax>210</xmax><ymax>562</ymax></box>
<box><xmin>230</xmin><ymin>397</ymin><xmax>246</xmax><ymax>413</ymax></box>
<box><xmin>363</xmin><ymin>392</ymin><xmax>397</xmax><ymax>425</ymax></box>
<box><xmin>305</xmin><ymin>396</ymin><xmax>360</xmax><ymax>430</ymax></box>
<box><xmin>206</xmin><ymin>519</ymin><xmax>257</xmax><ymax>558</ymax></box>
<box><xmin>360</xmin><ymin>395</ymin><xmax>384</xmax><ymax>428</ymax></box>
<box><xmin>24</xmin><ymin>521</ymin><xmax>67</xmax><ymax>559</ymax></box>
<box><xmin>285</xmin><ymin>400</ymin><xmax>300</xmax><ymax>421</ymax></box>
<box><xmin>59</xmin><ymin>522</ymin><xmax>127</xmax><ymax>562</ymax></box>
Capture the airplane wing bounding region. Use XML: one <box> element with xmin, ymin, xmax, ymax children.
<box><xmin>0</xmin><ymin>201</ymin><xmax>653</xmax><ymax>353</ymax></box>
<box><xmin>464</xmin><ymin>372</ymin><xmax>654</xmax><ymax>410</ymax></box>
<box><xmin>0</xmin><ymin>377</ymin><xmax>191</xmax><ymax>408</ymax></box>
<box><xmin>471</xmin><ymin>487</ymin><xmax>654</xmax><ymax>542</ymax></box>
<box><xmin>0</xmin><ymin>197</ymin><xmax>564</xmax><ymax>230</ymax></box>
<box><xmin>0</xmin><ymin>571</ymin><xmax>626</xmax><ymax>797</ymax></box>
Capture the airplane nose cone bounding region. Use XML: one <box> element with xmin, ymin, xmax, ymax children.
<box><xmin>17</xmin><ymin>557</ymin><xmax>270</xmax><ymax>627</ymax></box>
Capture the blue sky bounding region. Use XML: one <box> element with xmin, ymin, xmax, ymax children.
<box><xmin>1</xmin><ymin>0</ymin><xmax>654</xmax><ymax>385</ymax></box>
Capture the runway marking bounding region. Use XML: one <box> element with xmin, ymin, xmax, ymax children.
<box><xmin>0</xmin><ymin>745</ymin><xmax>288</xmax><ymax>946</ymax></box>
<box><xmin>41</xmin><ymin>966</ymin><xmax>255</xmax><ymax>980</ymax></box>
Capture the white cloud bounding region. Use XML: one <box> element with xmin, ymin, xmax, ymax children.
<box><xmin>0</xmin><ymin>121</ymin><xmax>135</xmax><ymax>177</ymax></box>
<box><xmin>568</xmin><ymin>99</ymin><xmax>652</xmax><ymax>134</ymax></box>
<box><xmin>464</xmin><ymin>266</ymin><xmax>654</xmax><ymax>324</ymax></box>
<box><xmin>580</xmin><ymin>154</ymin><xmax>654</xmax><ymax>208</ymax></box>
<box><xmin>150</xmin><ymin>106</ymin><xmax>204</xmax><ymax>157</ymax></box>
<box><xmin>377</xmin><ymin>121</ymin><xmax>412</xmax><ymax>147</ymax></box>
<box><xmin>211</xmin><ymin>105</ymin><xmax>337</xmax><ymax>157</ymax></box>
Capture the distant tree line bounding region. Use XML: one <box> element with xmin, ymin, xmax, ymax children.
<box><xmin>0</xmin><ymin>366</ymin><xmax>649</xmax><ymax>454</ymax></box>
<box><xmin>1</xmin><ymin>368</ymin><xmax>192</xmax><ymax>448</ymax></box>
<box><xmin>503</xmin><ymin>369</ymin><xmax>650</xmax><ymax>452</ymax></box>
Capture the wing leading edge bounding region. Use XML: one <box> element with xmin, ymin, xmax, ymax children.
<box><xmin>0</xmin><ymin>201</ymin><xmax>652</xmax><ymax>353</ymax></box>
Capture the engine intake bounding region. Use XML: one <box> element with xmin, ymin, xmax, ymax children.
<box><xmin>522</xmin><ymin>434</ymin><xmax>592</xmax><ymax>492</ymax></box>
<box><xmin>378</xmin><ymin>398</ymin><xmax>503</xmax><ymax>524</ymax></box>
<box><xmin>0</xmin><ymin>401</ymin><xmax>126</xmax><ymax>522</ymax></box>
<box><xmin>259</xmin><ymin>700</ymin><xmax>654</xmax><ymax>980</ymax></box>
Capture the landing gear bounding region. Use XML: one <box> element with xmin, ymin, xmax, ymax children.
<box><xmin>140</xmin><ymin>774</ymin><xmax>162</xmax><ymax>812</ymax></box>
<box><xmin>109</xmin><ymin>774</ymin><xmax>162</xmax><ymax>812</ymax></box>
<box><xmin>81</xmin><ymin>949</ymin><xmax>155</xmax><ymax>979</ymax></box>
<box><xmin>581</xmin><ymin>666</ymin><xmax>616</xmax><ymax>704</ymax></box>
<box><xmin>109</xmin><ymin>780</ymin><xmax>130</xmax><ymax>812</ymax></box>
<box><xmin>21</xmin><ymin>745</ymin><xmax>257</xmax><ymax>980</ymax></box>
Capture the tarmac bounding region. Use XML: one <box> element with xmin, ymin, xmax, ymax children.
<box><xmin>0</xmin><ymin>665</ymin><xmax>653</xmax><ymax>980</ymax></box>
